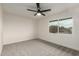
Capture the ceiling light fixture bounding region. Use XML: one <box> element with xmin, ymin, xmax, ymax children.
<box><xmin>37</xmin><ymin>13</ymin><xmax>41</xmax><ymax>16</ymax></box>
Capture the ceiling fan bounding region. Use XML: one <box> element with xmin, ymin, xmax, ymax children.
<box><xmin>27</xmin><ymin>3</ymin><xmax>51</xmax><ymax>16</ymax></box>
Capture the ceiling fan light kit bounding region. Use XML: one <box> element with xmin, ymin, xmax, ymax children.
<box><xmin>37</xmin><ymin>13</ymin><xmax>41</xmax><ymax>16</ymax></box>
<box><xmin>27</xmin><ymin>3</ymin><xmax>51</xmax><ymax>16</ymax></box>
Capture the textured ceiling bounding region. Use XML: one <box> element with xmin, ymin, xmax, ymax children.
<box><xmin>2</xmin><ymin>3</ymin><xmax>79</xmax><ymax>19</ymax></box>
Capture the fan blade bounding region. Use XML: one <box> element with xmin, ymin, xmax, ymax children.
<box><xmin>27</xmin><ymin>9</ymin><xmax>37</xmax><ymax>12</ymax></box>
<box><xmin>41</xmin><ymin>9</ymin><xmax>51</xmax><ymax>12</ymax></box>
<box><xmin>34</xmin><ymin>13</ymin><xmax>37</xmax><ymax>16</ymax></box>
<box><xmin>36</xmin><ymin>3</ymin><xmax>40</xmax><ymax>9</ymax></box>
<box><xmin>41</xmin><ymin>13</ymin><xmax>45</xmax><ymax>16</ymax></box>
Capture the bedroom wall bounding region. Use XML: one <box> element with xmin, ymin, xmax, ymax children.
<box><xmin>3</xmin><ymin>12</ymin><xmax>37</xmax><ymax>45</ymax></box>
<box><xmin>0</xmin><ymin>4</ymin><xmax>3</xmax><ymax>55</ymax></box>
<box><xmin>37</xmin><ymin>6</ymin><xmax>79</xmax><ymax>51</ymax></box>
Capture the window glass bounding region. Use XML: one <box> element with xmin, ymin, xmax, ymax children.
<box><xmin>49</xmin><ymin>17</ymin><xmax>72</xmax><ymax>34</ymax></box>
<box><xmin>49</xmin><ymin>20</ymin><xmax>58</xmax><ymax>33</ymax></box>
<box><xmin>59</xmin><ymin>18</ymin><xmax>72</xmax><ymax>34</ymax></box>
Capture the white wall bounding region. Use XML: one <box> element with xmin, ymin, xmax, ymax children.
<box><xmin>38</xmin><ymin>6</ymin><xmax>79</xmax><ymax>51</ymax></box>
<box><xmin>0</xmin><ymin>4</ymin><xmax>3</xmax><ymax>55</ymax></box>
<box><xmin>3</xmin><ymin>12</ymin><xmax>36</xmax><ymax>45</ymax></box>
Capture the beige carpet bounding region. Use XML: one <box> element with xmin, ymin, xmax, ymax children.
<box><xmin>1</xmin><ymin>39</ymin><xmax>79</xmax><ymax>56</ymax></box>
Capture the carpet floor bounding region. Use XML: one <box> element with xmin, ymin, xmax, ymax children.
<box><xmin>1</xmin><ymin>39</ymin><xmax>79</xmax><ymax>56</ymax></box>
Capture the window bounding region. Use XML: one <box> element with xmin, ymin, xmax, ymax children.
<box><xmin>49</xmin><ymin>17</ymin><xmax>72</xmax><ymax>34</ymax></box>
<box><xmin>49</xmin><ymin>20</ymin><xmax>58</xmax><ymax>33</ymax></box>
